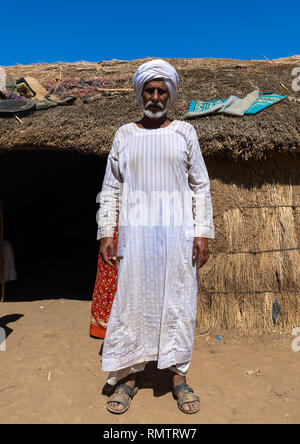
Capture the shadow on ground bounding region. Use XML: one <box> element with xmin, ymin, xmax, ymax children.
<box><xmin>102</xmin><ymin>361</ymin><xmax>174</xmax><ymax>399</ymax></box>
<box><xmin>0</xmin><ymin>313</ymin><xmax>24</xmax><ymax>343</ymax></box>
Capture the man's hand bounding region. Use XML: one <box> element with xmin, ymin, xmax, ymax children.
<box><xmin>192</xmin><ymin>237</ymin><xmax>210</xmax><ymax>270</ymax></box>
<box><xmin>100</xmin><ymin>237</ymin><xmax>116</xmax><ymax>266</ymax></box>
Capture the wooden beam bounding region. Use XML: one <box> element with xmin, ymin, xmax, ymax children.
<box><xmin>0</xmin><ymin>202</ymin><xmax>5</xmax><ymax>302</ymax></box>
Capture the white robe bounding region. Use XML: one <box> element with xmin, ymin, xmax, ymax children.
<box><xmin>97</xmin><ymin>120</ymin><xmax>214</xmax><ymax>378</ymax></box>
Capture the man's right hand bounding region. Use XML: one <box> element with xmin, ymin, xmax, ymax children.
<box><xmin>100</xmin><ymin>237</ymin><xmax>116</xmax><ymax>266</ymax></box>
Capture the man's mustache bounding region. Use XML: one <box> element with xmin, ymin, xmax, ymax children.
<box><xmin>145</xmin><ymin>101</ymin><xmax>164</xmax><ymax>110</ymax></box>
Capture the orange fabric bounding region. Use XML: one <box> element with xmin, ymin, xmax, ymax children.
<box><xmin>90</xmin><ymin>321</ymin><xmax>107</xmax><ymax>339</ymax></box>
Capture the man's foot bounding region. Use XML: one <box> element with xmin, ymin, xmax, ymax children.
<box><xmin>172</xmin><ymin>374</ymin><xmax>200</xmax><ymax>414</ymax></box>
<box><xmin>107</xmin><ymin>376</ymin><xmax>137</xmax><ymax>414</ymax></box>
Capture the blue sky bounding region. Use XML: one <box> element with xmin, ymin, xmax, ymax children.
<box><xmin>1</xmin><ymin>0</ymin><xmax>299</xmax><ymax>66</ymax></box>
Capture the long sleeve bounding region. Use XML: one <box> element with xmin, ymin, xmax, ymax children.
<box><xmin>96</xmin><ymin>134</ymin><xmax>121</xmax><ymax>239</ymax></box>
<box><xmin>187</xmin><ymin>125</ymin><xmax>214</xmax><ymax>239</ymax></box>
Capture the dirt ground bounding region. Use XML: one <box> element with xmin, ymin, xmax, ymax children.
<box><xmin>0</xmin><ymin>298</ymin><xmax>299</xmax><ymax>424</ymax></box>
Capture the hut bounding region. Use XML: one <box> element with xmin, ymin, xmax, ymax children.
<box><xmin>0</xmin><ymin>57</ymin><xmax>299</xmax><ymax>333</ymax></box>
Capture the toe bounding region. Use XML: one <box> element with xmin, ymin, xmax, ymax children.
<box><xmin>182</xmin><ymin>402</ymin><xmax>190</xmax><ymax>411</ymax></box>
<box><xmin>182</xmin><ymin>400</ymin><xmax>199</xmax><ymax>412</ymax></box>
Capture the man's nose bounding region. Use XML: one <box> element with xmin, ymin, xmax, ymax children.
<box><xmin>151</xmin><ymin>89</ymin><xmax>160</xmax><ymax>102</ymax></box>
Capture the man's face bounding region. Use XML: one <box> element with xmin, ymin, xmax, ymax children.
<box><xmin>142</xmin><ymin>79</ymin><xmax>169</xmax><ymax>119</ymax></box>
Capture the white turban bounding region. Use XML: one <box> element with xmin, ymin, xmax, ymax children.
<box><xmin>132</xmin><ymin>59</ymin><xmax>179</xmax><ymax>109</ymax></box>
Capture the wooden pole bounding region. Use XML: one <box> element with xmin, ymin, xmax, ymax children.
<box><xmin>95</xmin><ymin>88</ymin><xmax>134</xmax><ymax>92</ymax></box>
<box><xmin>0</xmin><ymin>201</ymin><xmax>5</xmax><ymax>302</ymax></box>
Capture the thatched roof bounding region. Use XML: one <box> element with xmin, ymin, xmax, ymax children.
<box><xmin>1</xmin><ymin>57</ymin><xmax>299</xmax><ymax>161</ymax></box>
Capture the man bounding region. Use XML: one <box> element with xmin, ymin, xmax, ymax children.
<box><xmin>97</xmin><ymin>59</ymin><xmax>214</xmax><ymax>414</ymax></box>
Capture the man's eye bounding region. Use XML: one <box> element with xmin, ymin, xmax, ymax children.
<box><xmin>145</xmin><ymin>89</ymin><xmax>154</xmax><ymax>94</ymax></box>
<box><xmin>158</xmin><ymin>89</ymin><xmax>167</xmax><ymax>95</ymax></box>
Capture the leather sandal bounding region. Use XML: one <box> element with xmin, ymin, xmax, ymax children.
<box><xmin>106</xmin><ymin>383</ymin><xmax>138</xmax><ymax>414</ymax></box>
<box><xmin>173</xmin><ymin>383</ymin><xmax>200</xmax><ymax>414</ymax></box>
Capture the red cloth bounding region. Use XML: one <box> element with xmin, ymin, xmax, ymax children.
<box><xmin>90</xmin><ymin>225</ymin><xmax>118</xmax><ymax>338</ymax></box>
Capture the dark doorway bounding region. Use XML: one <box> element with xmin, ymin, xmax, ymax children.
<box><xmin>0</xmin><ymin>149</ymin><xmax>107</xmax><ymax>301</ymax></box>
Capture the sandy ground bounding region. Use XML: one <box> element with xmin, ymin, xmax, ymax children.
<box><xmin>0</xmin><ymin>298</ymin><xmax>300</xmax><ymax>425</ymax></box>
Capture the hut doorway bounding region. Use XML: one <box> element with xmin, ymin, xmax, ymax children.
<box><xmin>0</xmin><ymin>149</ymin><xmax>106</xmax><ymax>302</ymax></box>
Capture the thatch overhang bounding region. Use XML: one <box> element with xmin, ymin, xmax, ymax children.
<box><xmin>0</xmin><ymin>57</ymin><xmax>299</xmax><ymax>161</ymax></box>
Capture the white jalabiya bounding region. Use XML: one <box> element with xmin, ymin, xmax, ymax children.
<box><xmin>97</xmin><ymin>120</ymin><xmax>214</xmax><ymax>383</ymax></box>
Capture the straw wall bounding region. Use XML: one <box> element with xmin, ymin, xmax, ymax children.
<box><xmin>197</xmin><ymin>182</ymin><xmax>300</xmax><ymax>334</ymax></box>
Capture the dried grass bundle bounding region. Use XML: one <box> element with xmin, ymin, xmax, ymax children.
<box><xmin>197</xmin><ymin>184</ymin><xmax>300</xmax><ymax>333</ymax></box>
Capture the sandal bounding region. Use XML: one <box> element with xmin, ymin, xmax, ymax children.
<box><xmin>173</xmin><ymin>383</ymin><xmax>200</xmax><ymax>414</ymax></box>
<box><xmin>106</xmin><ymin>383</ymin><xmax>138</xmax><ymax>414</ymax></box>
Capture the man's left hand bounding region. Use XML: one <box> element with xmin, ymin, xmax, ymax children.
<box><xmin>192</xmin><ymin>237</ymin><xmax>210</xmax><ymax>269</ymax></box>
